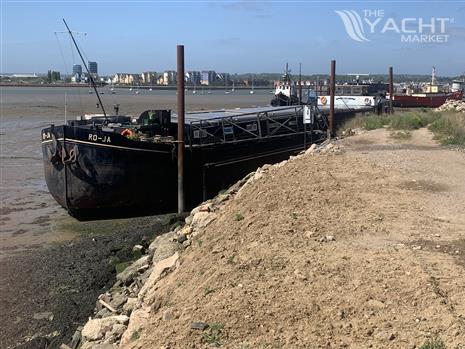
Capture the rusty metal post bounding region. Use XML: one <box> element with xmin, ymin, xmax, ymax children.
<box><xmin>177</xmin><ymin>45</ymin><xmax>185</xmax><ymax>214</ymax></box>
<box><xmin>329</xmin><ymin>60</ymin><xmax>336</xmax><ymax>138</ymax></box>
<box><xmin>299</xmin><ymin>63</ymin><xmax>302</xmax><ymax>104</ymax></box>
<box><xmin>389</xmin><ymin>66</ymin><xmax>394</xmax><ymax>114</ymax></box>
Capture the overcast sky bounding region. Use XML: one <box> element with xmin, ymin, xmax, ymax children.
<box><xmin>2</xmin><ymin>1</ymin><xmax>465</xmax><ymax>76</ymax></box>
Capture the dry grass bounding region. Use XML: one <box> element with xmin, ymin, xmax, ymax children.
<box><xmin>340</xmin><ymin>110</ymin><xmax>465</xmax><ymax>146</ymax></box>
<box><xmin>429</xmin><ymin>112</ymin><xmax>465</xmax><ymax>145</ymax></box>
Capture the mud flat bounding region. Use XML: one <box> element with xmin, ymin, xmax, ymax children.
<box><xmin>0</xmin><ymin>215</ymin><xmax>178</xmax><ymax>349</ymax></box>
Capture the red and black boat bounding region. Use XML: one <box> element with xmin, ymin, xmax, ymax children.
<box><xmin>393</xmin><ymin>90</ymin><xmax>463</xmax><ymax>108</ymax></box>
<box><xmin>393</xmin><ymin>67</ymin><xmax>464</xmax><ymax>108</ymax></box>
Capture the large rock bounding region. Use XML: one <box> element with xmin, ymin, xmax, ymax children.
<box><xmin>190</xmin><ymin>202</ymin><xmax>213</xmax><ymax>216</ymax></box>
<box><xmin>138</xmin><ymin>252</ymin><xmax>179</xmax><ymax>303</ymax></box>
<box><xmin>109</xmin><ymin>292</ymin><xmax>128</xmax><ymax>310</ymax></box>
<box><xmin>116</xmin><ymin>256</ymin><xmax>150</xmax><ymax>285</ymax></box>
<box><xmin>81</xmin><ymin>315</ymin><xmax>129</xmax><ymax>341</ymax></box>
<box><xmin>305</xmin><ymin>143</ymin><xmax>318</xmax><ymax>155</ymax></box>
<box><xmin>120</xmin><ymin>308</ymin><xmax>151</xmax><ymax>346</ymax></box>
<box><xmin>149</xmin><ymin>232</ymin><xmax>182</xmax><ymax>264</ymax></box>
<box><xmin>122</xmin><ymin>297</ymin><xmax>140</xmax><ymax>314</ymax></box>
<box><xmin>191</xmin><ymin>211</ymin><xmax>216</xmax><ymax>229</ymax></box>
<box><xmin>103</xmin><ymin>323</ymin><xmax>127</xmax><ymax>344</ymax></box>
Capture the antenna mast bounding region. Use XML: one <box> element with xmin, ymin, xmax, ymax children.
<box><xmin>62</xmin><ymin>18</ymin><xmax>107</xmax><ymax>118</ymax></box>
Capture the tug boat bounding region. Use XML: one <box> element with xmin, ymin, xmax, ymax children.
<box><xmin>270</xmin><ymin>64</ymin><xmax>300</xmax><ymax>106</ymax></box>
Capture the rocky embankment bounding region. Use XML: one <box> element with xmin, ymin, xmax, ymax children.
<box><xmin>67</xmin><ymin>128</ymin><xmax>465</xmax><ymax>348</ymax></box>
<box><xmin>62</xmin><ymin>142</ymin><xmax>341</xmax><ymax>349</ymax></box>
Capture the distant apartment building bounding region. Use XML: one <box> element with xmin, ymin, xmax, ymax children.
<box><xmin>72</xmin><ymin>64</ymin><xmax>82</xmax><ymax>75</ymax></box>
<box><xmin>201</xmin><ymin>70</ymin><xmax>216</xmax><ymax>85</ymax></box>
<box><xmin>72</xmin><ymin>64</ymin><xmax>82</xmax><ymax>82</ymax></box>
<box><xmin>162</xmin><ymin>71</ymin><xmax>177</xmax><ymax>85</ymax></box>
<box><xmin>112</xmin><ymin>73</ymin><xmax>140</xmax><ymax>85</ymax></box>
<box><xmin>186</xmin><ymin>71</ymin><xmax>201</xmax><ymax>85</ymax></box>
<box><xmin>88</xmin><ymin>61</ymin><xmax>98</xmax><ymax>75</ymax></box>
<box><xmin>217</xmin><ymin>73</ymin><xmax>231</xmax><ymax>85</ymax></box>
<box><xmin>112</xmin><ymin>73</ymin><xmax>126</xmax><ymax>84</ymax></box>
<box><xmin>141</xmin><ymin>71</ymin><xmax>157</xmax><ymax>85</ymax></box>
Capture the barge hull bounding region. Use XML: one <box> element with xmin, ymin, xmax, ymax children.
<box><xmin>42</xmin><ymin>125</ymin><xmax>320</xmax><ymax>220</ymax></box>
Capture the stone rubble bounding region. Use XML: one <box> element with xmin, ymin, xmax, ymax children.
<box><xmin>69</xmin><ymin>140</ymin><xmax>340</xmax><ymax>349</ymax></box>
<box><xmin>435</xmin><ymin>99</ymin><xmax>465</xmax><ymax>113</ymax></box>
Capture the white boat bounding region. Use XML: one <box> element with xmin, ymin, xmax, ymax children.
<box><xmin>250</xmin><ymin>76</ymin><xmax>255</xmax><ymax>94</ymax></box>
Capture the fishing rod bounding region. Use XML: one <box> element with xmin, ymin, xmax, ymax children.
<box><xmin>62</xmin><ymin>18</ymin><xmax>107</xmax><ymax>119</ymax></box>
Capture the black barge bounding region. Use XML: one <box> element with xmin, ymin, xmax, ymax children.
<box><xmin>41</xmin><ymin>105</ymin><xmax>372</xmax><ymax>219</ymax></box>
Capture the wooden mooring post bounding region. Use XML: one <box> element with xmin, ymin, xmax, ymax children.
<box><xmin>389</xmin><ymin>66</ymin><xmax>394</xmax><ymax>114</ymax></box>
<box><xmin>177</xmin><ymin>45</ymin><xmax>185</xmax><ymax>214</ymax></box>
<box><xmin>329</xmin><ymin>59</ymin><xmax>336</xmax><ymax>138</ymax></box>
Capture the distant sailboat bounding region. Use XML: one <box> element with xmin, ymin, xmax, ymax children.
<box><xmin>232</xmin><ymin>81</ymin><xmax>235</xmax><ymax>92</ymax></box>
<box><xmin>250</xmin><ymin>76</ymin><xmax>255</xmax><ymax>94</ymax></box>
<box><xmin>193</xmin><ymin>81</ymin><xmax>197</xmax><ymax>94</ymax></box>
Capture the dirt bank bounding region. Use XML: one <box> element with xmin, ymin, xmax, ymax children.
<box><xmin>119</xmin><ymin>128</ymin><xmax>465</xmax><ymax>348</ymax></box>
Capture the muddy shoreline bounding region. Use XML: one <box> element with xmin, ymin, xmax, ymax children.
<box><xmin>1</xmin><ymin>215</ymin><xmax>178</xmax><ymax>349</ymax></box>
